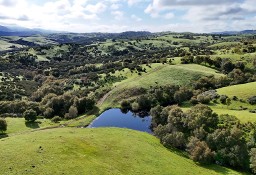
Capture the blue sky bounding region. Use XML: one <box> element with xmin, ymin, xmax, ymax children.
<box><xmin>0</xmin><ymin>0</ymin><xmax>255</xmax><ymax>33</ymax></box>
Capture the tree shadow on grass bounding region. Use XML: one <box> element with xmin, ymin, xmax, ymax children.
<box><xmin>201</xmin><ymin>164</ymin><xmax>247</xmax><ymax>175</ymax></box>
<box><xmin>25</xmin><ymin>121</ymin><xmax>41</xmax><ymax>129</ymax></box>
<box><xmin>0</xmin><ymin>133</ymin><xmax>8</xmax><ymax>139</ymax></box>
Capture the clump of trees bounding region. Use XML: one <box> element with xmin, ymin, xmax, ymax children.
<box><xmin>151</xmin><ymin>104</ymin><xmax>255</xmax><ymax>172</ymax></box>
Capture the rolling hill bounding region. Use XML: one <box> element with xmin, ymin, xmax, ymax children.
<box><xmin>0</xmin><ymin>127</ymin><xmax>246</xmax><ymax>175</ymax></box>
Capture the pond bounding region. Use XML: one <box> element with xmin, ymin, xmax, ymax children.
<box><xmin>88</xmin><ymin>108</ymin><xmax>153</xmax><ymax>133</ymax></box>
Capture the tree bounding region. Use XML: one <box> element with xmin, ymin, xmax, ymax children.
<box><xmin>162</xmin><ymin>132</ymin><xmax>186</xmax><ymax>149</ymax></box>
<box><xmin>250</xmin><ymin>148</ymin><xmax>256</xmax><ymax>173</ymax></box>
<box><xmin>0</xmin><ymin>118</ymin><xmax>7</xmax><ymax>133</ymax></box>
<box><xmin>23</xmin><ymin>109</ymin><xmax>37</xmax><ymax>122</ymax></box>
<box><xmin>207</xmin><ymin>127</ymin><xmax>249</xmax><ymax>169</ymax></box>
<box><xmin>120</xmin><ymin>100</ymin><xmax>131</xmax><ymax>110</ymax></box>
<box><xmin>187</xmin><ymin>137</ymin><xmax>214</xmax><ymax>164</ymax></box>
<box><xmin>184</xmin><ymin>104</ymin><xmax>218</xmax><ymax>132</ymax></box>
<box><xmin>226</xmin><ymin>98</ymin><xmax>231</xmax><ymax>108</ymax></box>
<box><xmin>131</xmin><ymin>102</ymin><xmax>139</xmax><ymax>112</ymax></box>
<box><xmin>65</xmin><ymin>106</ymin><xmax>78</xmax><ymax>119</ymax></box>
<box><xmin>174</xmin><ymin>88</ymin><xmax>193</xmax><ymax>105</ymax></box>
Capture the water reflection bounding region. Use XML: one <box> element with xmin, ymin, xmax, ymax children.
<box><xmin>88</xmin><ymin>108</ymin><xmax>152</xmax><ymax>133</ymax></box>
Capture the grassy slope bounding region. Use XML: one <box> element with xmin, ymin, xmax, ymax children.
<box><xmin>217</xmin><ymin>82</ymin><xmax>256</xmax><ymax>99</ymax></box>
<box><xmin>5</xmin><ymin>118</ymin><xmax>56</xmax><ymax>135</ymax></box>
<box><xmin>102</xmin><ymin>64</ymin><xmax>223</xmax><ymax>108</ymax></box>
<box><xmin>0</xmin><ymin>127</ymin><xmax>245</xmax><ymax>175</ymax></box>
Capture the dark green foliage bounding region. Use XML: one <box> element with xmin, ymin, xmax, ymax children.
<box><xmin>184</xmin><ymin>104</ymin><xmax>218</xmax><ymax>132</ymax></box>
<box><xmin>162</xmin><ymin>132</ymin><xmax>186</xmax><ymax>149</ymax></box>
<box><xmin>220</xmin><ymin>95</ymin><xmax>228</xmax><ymax>104</ymax></box>
<box><xmin>75</xmin><ymin>97</ymin><xmax>95</xmax><ymax>114</ymax></box>
<box><xmin>250</xmin><ymin>148</ymin><xmax>256</xmax><ymax>173</ymax></box>
<box><xmin>0</xmin><ymin>118</ymin><xmax>7</xmax><ymax>133</ymax></box>
<box><xmin>51</xmin><ymin>116</ymin><xmax>62</xmax><ymax>123</ymax></box>
<box><xmin>174</xmin><ymin>87</ymin><xmax>193</xmax><ymax>105</ymax></box>
<box><xmin>120</xmin><ymin>100</ymin><xmax>131</xmax><ymax>110</ymax></box>
<box><xmin>197</xmin><ymin>94</ymin><xmax>211</xmax><ymax>104</ymax></box>
<box><xmin>168</xmin><ymin>106</ymin><xmax>186</xmax><ymax>132</ymax></box>
<box><xmin>207</xmin><ymin>127</ymin><xmax>249</xmax><ymax>169</ymax></box>
<box><xmin>65</xmin><ymin>106</ymin><xmax>78</xmax><ymax>119</ymax></box>
<box><xmin>248</xmin><ymin>96</ymin><xmax>256</xmax><ymax>105</ymax></box>
<box><xmin>23</xmin><ymin>109</ymin><xmax>37</xmax><ymax>122</ymax></box>
<box><xmin>154</xmin><ymin>124</ymin><xmax>169</xmax><ymax>139</ymax></box>
<box><xmin>187</xmin><ymin>137</ymin><xmax>215</xmax><ymax>164</ymax></box>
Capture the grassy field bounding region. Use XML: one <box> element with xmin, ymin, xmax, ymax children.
<box><xmin>217</xmin><ymin>82</ymin><xmax>256</xmax><ymax>99</ymax></box>
<box><xmin>5</xmin><ymin>117</ymin><xmax>56</xmax><ymax>135</ymax></box>
<box><xmin>101</xmin><ymin>63</ymin><xmax>223</xmax><ymax>108</ymax></box>
<box><xmin>0</xmin><ymin>127</ymin><xmax>246</xmax><ymax>175</ymax></box>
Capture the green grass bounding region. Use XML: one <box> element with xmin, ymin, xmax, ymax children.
<box><xmin>5</xmin><ymin>118</ymin><xmax>56</xmax><ymax>135</ymax></box>
<box><xmin>217</xmin><ymin>82</ymin><xmax>256</xmax><ymax>99</ymax></box>
<box><xmin>0</xmin><ymin>127</ymin><xmax>246</xmax><ymax>175</ymax></box>
<box><xmin>211</xmin><ymin>107</ymin><xmax>256</xmax><ymax>123</ymax></box>
<box><xmin>102</xmin><ymin>64</ymin><xmax>223</xmax><ymax>108</ymax></box>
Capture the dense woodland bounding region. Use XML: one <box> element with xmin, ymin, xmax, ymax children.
<box><xmin>0</xmin><ymin>32</ymin><xmax>256</xmax><ymax>173</ymax></box>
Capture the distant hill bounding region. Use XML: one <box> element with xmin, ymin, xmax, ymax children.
<box><xmin>0</xmin><ymin>25</ymin><xmax>11</xmax><ymax>32</ymax></box>
<box><xmin>0</xmin><ymin>25</ymin><xmax>58</xmax><ymax>36</ymax></box>
<box><xmin>212</xmin><ymin>30</ymin><xmax>256</xmax><ymax>35</ymax></box>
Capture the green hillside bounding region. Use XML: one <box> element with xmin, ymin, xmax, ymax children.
<box><xmin>102</xmin><ymin>63</ymin><xmax>223</xmax><ymax>108</ymax></box>
<box><xmin>0</xmin><ymin>128</ymin><xmax>245</xmax><ymax>175</ymax></box>
<box><xmin>217</xmin><ymin>82</ymin><xmax>256</xmax><ymax>99</ymax></box>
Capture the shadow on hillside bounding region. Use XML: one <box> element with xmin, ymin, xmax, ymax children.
<box><xmin>88</xmin><ymin>106</ymin><xmax>100</xmax><ymax>116</ymax></box>
<box><xmin>0</xmin><ymin>133</ymin><xmax>8</xmax><ymax>139</ymax></box>
<box><xmin>202</xmin><ymin>164</ymin><xmax>243</xmax><ymax>175</ymax></box>
<box><xmin>25</xmin><ymin>121</ymin><xmax>40</xmax><ymax>129</ymax></box>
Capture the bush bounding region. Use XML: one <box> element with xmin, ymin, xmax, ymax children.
<box><xmin>23</xmin><ymin>109</ymin><xmax>37</xmax><ymax>122</ymax></box>
<box><xmin>220</xmin><ymin>95</ymin><xmax>228</xmax><ymax>104</ymax></box>
<box><xmin>131</xmin><ymin>102</ymin><xmax>139</xmax><ymax>112</ymax></box>
<box><xmin>162</xmin><ymin>132</ymin><xmax>186</xmax><ymax>149</ymax></box>
<box><xmin>248</xmin><ymin>96</ymin><xmax>256</xmax><ymax>105</ymax></box>
<box><xmin>51</xmin><ymin>116</ymin><xmax>62</xmax><ymax>123</ymax></box>
<box><xmin>120</xmin><ymin>100</ymin><xmax>131</xmax><ymax>110</ymax></box>
<box><xmin>187</xmin><ymin>137</ymin><xmax>214</xmax><ymax>164</ymax></box>
<box><xmin>197</xmin><ymin>94</ymin><xmax>211</xmax><ymax>104</ymax></box>
<box><xmin>43</xmin><ymin>107</ymin><xmax>54</xmax><ymax>119</ymax></box>
<box><xmin>0</xmin><ymin>118</ymin><xmax>7</xmax><ymax>133</ymax></box>
<box><xmin>65</xmin><ymin>106</ymin><xmax>78</xmax><ymax>119</ymax></box>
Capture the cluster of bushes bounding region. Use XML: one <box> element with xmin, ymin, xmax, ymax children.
<box><xmin>120</xmin><ymin>85</ymin><xmax>194</xmax><ymax>112</ymax></box>
<box><xmin>150</xmin><ymin>104</ymin><xmax>256</xmax><ymax>173</ymax></box>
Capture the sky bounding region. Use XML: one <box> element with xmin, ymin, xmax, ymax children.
<box><xmin>0</xmin><ymin>0</ymin><xmax>255</xmax><ymax>33</ymax></box>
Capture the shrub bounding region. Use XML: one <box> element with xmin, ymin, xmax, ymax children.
<box><xmin>162</xmin><ymin>132</ymin><xmax>186</xmax><ymax>149</ymax></box>
<box><xmin>197</xmin><ymin>94</ymin><xmax>211</xmax><ymax>104</ymax></box>
<box><xmin>250</xmin><ymin>148</ymin><xmax>256</xmax><ymax>173</ymax></box>
<box><xmin>51</xmin><ymin>116</ymin><xmax>62</xmax><ymax>123</ymax></box>
<box><xmin>248</xmin><ymin>96</ymin><xmax>256</xmax><ymax>105</ymax></box>
<box><xmin>131</xmin><ymin>102</ymin><xmax>139</xmax><ymax>112</ymax></box>
<box><xmin>43</xmin><ymin>107</ymin><xmax>54</xmax><ymax>119</ymax></box>
<box><xmin>65</xmin><ymin>106</ymin><xmax>78</xmax><ymax>119</ymax></box>
<box><xmin>0</xmin><ymin>118</ymin><xmax>7</xmax><ymax>133</ymax></box>
<box><xmin>220</xmin><ymin>95</ymin><xmax>228</xmax><ymax>104</ymax></box>
<box><xmin>23</xmin><ymin>109</ymin><xmax>37</xmax><ymax>122</ymax></box>
<box><xmin>120</xmin><ymin>100</ymin><xmax>131</xmax><ymax>110</ymax></box>
<box><xmin>187</xmin><ymin>137</ymin><xmax>214</xmax><ymax>164</ymax></box>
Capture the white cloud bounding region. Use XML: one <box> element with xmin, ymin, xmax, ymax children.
<box><xmin>110</xmin><ymin>3</ymin><xmax>120</xmax><ymax>10</ymax></box>
<box><xmin>84</xmin><ymin>2</ymin><xmax>107</xmax><ymax>14</ymax></box>
<box><xmin>164</xmin><ymin>12</ymin><xmax>174</xmax><ymax>19</ymax></box>
<box><xmin>127</xmin><ymin>0</ymin><xmax>142</xmax><ymax>6</ymax></box>
<box><xmin>131</xmin><ymin>15</ymin><xmax>142</xmax><ymax>22</ymax></box>
<box><xmin>111</xmin><ymin>10</ymin><xmax>124</xmax><ymax>20</ymax></box>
